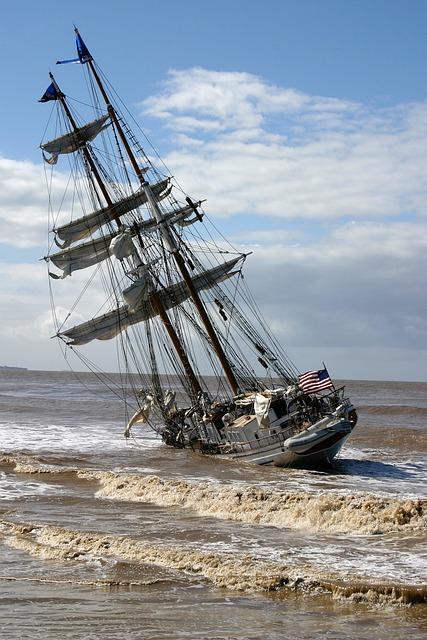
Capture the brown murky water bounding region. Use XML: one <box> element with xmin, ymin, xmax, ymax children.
<box><xmin>0</xmin><ymin>370</ymin><xmax>426</xmax><ymax>639</ymax></box>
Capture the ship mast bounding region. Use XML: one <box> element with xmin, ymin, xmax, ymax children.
<box><xmin>49</xmin><ymin>73</ymin><xmax>203</xmax><ymax>399</ymax></box>
<box><xmin>77</xmin><ymin>29</ymin><xmax>240</xmax><ymax>396</ymax></box>
<box><xmin>48</xmin><ymin>73</ymin><xmax>121</xmax><ymax>228</ymax></box>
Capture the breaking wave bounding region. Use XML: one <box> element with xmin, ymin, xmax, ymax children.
<box><xmin>87</xmin><ymin>471</ymin><xmax>426</xmax><ymax>536</ymax></box>
<box><xmin>2</xmin><ymin>455</ymin><xmax>425</xmax><ymax>536</ymax></box>
<box><xmin>1</xmin><ymin>520</ymin><xmax>425</xmax><ymax>606</ymax></box>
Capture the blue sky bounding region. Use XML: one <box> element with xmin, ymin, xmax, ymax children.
<box><xmin>0</xmin><ymin>0</ymin><xmax>426</xmax><ymax>380</ymax></box>
<box><xmin>1</xmin><ymin>0</ymin><xmax>425</xmax><ymax>160</ymax></box>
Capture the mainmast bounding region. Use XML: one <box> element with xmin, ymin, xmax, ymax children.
<box><xmin>76</xmin><ymin>28</ymin><xmax>240</xmax><ymax>396</ymax></box>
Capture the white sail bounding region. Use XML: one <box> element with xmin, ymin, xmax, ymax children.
<box><xmin>54</xmin><ymin>179</ymin><xmax>170</xmax><ymax>248</ymax></box>
<box><xmin>49</xmin><ymin>201</ymin><xmax>203</xmax><ymax>277</ymax></box>
<box><xmin>254</xmin><ymin>393</ymin><xmax>272</xmax><ymax>428</ymax></box>
<box><xmin>49</xmin><ymin>234</ymin><xmax>113</xmax><ymax>277</ymax></box>
<box><xmin>122</xmin><ymin>272</ymin><xmax>151</xmax><ymax>311</ymax></box>
<box><xmin>41</xmin><ymin>114</ymin><xmax>110</xmax><ymax>158</ymax></box>
<box><xmin>59</xmin><ymin>255</ymin><xmax>243</xmax><ymax>345</ymax></box>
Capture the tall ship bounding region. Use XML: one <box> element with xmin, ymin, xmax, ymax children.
<box><xmin>40</xmin><ymin>29</ymin><xmax>357</xmax><ymax>468</ymax></box>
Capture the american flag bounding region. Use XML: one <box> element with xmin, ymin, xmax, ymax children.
<box><xmin>298</xmin><ymin>368</ymin><xmax>334</xmax><ymax>394</ymax></box>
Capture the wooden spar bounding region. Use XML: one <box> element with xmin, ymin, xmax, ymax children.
<box><xmin>49</xmin><ymin>73</ymin><xmax>122</xmax><ymax>226</ymax></box>
<box><xmin>173</xmin><ymin>252</ymin><xmax>239</xmax><ymax>395</ymax></box>
<box><xmin>150</xmin><ymin>291</ymin><xmax>202</xmax><ymax>396</ymax></box>
<box><xmin>51</xmin><ymin>74</ymin><xmax>202</xmax><ymax>400</ymax></box>
<box><xmin>85</xmin><ymin>59</ymin><xmax>146</xmax><ymax>185</ymax></box>
<box><xmin>83</xmin><ymin>50</ymin><xmax>240</xmax><ymax>396</ymax></box>
<box><xmin>132</xmin><ymin>224</ymin><xmax>203</xmax><ymax>398</ymax></box>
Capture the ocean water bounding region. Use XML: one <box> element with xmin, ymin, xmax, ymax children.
<box><xmin>0</xmin><ymin>370</ymin><xmax>426</xmax><ymax>639</ymax></box>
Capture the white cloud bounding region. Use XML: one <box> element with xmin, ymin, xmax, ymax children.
<box><xmin>0</xmin><ymin>157</ymin><xmax>47</xmax><ymax>248</ymax></box>
<box><xmin>238</xmin><ymin>221</ymin><xmax>427</xmax><ymax>357</ymax></box>
<box><xmin>0</xmin><ymin>260</ymin><xmax>115</xmax><ymax>370</ymax></box>
<box><xmin>0</xmin><ymin>156</ymin><xmax>78</xmax><ymax>248</ymax></box>
<box><xmin>142</xmin><ymin>68</ymin><xmax>427</xmax><ymax>220</ymax></box>
<box><xmin>143</xmin><ymin>68</ymin><xmax>346</xmax><ymax>133</ymax></box>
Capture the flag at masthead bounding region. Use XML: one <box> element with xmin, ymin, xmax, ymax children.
<box><xmin>75</xmin><ymin>28</ymin><xmax>93</xmax><ymax>64</ymax></box>
<box><xmin>56</xmin><ymin>27</ymin><xmax>93</xmax><ymax>65</ymax></box>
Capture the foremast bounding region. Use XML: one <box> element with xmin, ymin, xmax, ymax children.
<box><xmin>48</xmin><ymin>72</ymin><xmax>203</xmax><ymax>402</ymax></box>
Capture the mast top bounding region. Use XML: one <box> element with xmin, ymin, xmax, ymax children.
<box><xmin>55</xmin><ymin>27</ymin><xmax>93</xmax><ymax>66</ymax></box>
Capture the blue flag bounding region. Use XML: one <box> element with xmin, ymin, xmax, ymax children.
<box><xmin>38</xmin><ymin>83</ymin><xmax>59</xmax><ymax>102</ymax></box>
<box><xmin>76</xmin><ymin>32</ymin><xmax>93</xmax><ymax>64</ymax></box>
<box><xmin>56</xmin><ymin>31</ymin><xmax>93</xmax><ymax>65</ymax></box>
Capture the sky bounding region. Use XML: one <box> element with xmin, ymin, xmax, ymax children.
<box><xmin>0</xmin><ymin>0</ymin><xmax>426</xmax><ymax>381</ymax></box>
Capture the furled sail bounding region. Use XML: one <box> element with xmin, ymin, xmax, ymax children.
<box><xmin>41</xmin><ymin>114</ymin><xmax>110</xmax><ymax>163</ymax></box>
<box><xmin>49</xmin><ymin>234</ymin><xmax>115</xmax><ymax>278</ymax></box>
<box><xmin>54</xmin><ymin>179</ymin><xmax>170</xmax><ymax>248</ymax></box>
<box><xmin>59</xmin><ymin>255</ymin><xmax>243</xmax><ymax>345</ymax></box>
<box><xmin>49</xmin><ymin>201</ymin><xmax>204</xmax><ymax>277</ymax></box>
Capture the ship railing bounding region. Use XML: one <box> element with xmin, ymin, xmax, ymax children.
<box><xmin>221</xmin><ymin>423</ymin><xmax>303</xmax><ymax>454</ymax></box>
<box><xmin>321</xmin><ymin>386</ymin><xmax>347</xmax><ymax>400</ymax></box>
